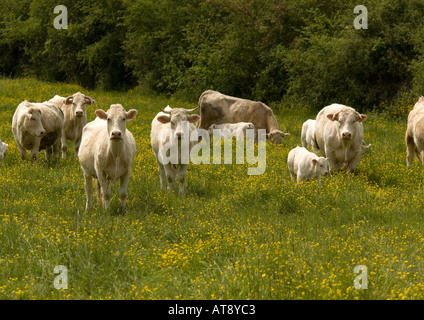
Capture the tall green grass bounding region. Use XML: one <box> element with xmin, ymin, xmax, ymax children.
<box><xmin>1</xmin><ymin>78</ymin><xmax>424</xmax><ymax>299</ymax></box>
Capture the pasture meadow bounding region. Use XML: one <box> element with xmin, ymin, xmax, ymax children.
<box><xmin>1</xmin><ymin>78</ymin><xmax>424</xmax><ymax>300</ymax></box>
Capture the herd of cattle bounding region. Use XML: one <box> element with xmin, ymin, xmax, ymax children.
<box><xmin>3</xmin><ymin>89</ymin><xmax>424</xmax><ymax>211</ymax></box>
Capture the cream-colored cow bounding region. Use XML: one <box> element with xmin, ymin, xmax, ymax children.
<box><xmin>12</xmin><ymin>100</ymin><xmax>63</xmax><ymax>163</ymax></box>
<box><xmin>315</xmin><ymin>103</ymin><xmax>367</xmax><ymax>172</ymax></box>
<box><xmin>78</xmin><ymin>104</ymin><xmax>137</xmax><ymax>212</ymax></box>
<box><xmin>151</xmin><ymin>106</ymin><xmax>200</xmax><ymax>195</ymax></box>
<box><xmin>49</xmin><ymin>92</ymin><xmax>95</xmax><ymax>158</ymax></box>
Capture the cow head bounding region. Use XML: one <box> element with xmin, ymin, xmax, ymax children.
<box><xmin>65</xmin><ymin>92</ymin><xmax>95</xmax><ymax>119</ymax></box>
<box><xmin>25</xmin><ymin>107</ymin><xmax>46</xmax><ymax>138</ymax></box>
<box><xmin>312</xmin><ymin>157</ymin><xmax>329</xmax><ymax>176</ymax></box>
<box><xmin>327</xmin><ymin>110</ymin><xmax>367</xmax><ymax>140</ymax></box>
<box><xmin>156</xmin><ymin>106</ymin><xmax>200</xmax><ymax>139</ymax></box>
<box><xmin>266</xmin><ymin>129</ymin><xmax>289</xmax><ymax>144</ymax></box>
<box><xmin>95</xmin><ymin>104</ymin><xmax>137</xmax><ymax>141</ymax></box>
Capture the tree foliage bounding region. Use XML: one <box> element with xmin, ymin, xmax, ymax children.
<box><xmin>1</xmin><ymin>0</ymin><xmax>424</xmax><ymax>110</ymax></box>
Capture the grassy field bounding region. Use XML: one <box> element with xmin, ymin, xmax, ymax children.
<box><xmin>1</xmin><ymin>78</ymin><xmax>424</xmax><ymax>300</ymax></box>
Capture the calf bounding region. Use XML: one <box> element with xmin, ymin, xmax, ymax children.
<box><xmin>301</xmin><ymin>119</ymin><xmax>319</xmax><ymax>153</ymax></box>
<box><xmin>208</xmin><ymin>122</ymin><xmax>255</xmax><ymax>139</ymax></box>
<box><xmin>287</xmin><ymin>146</ymin><xmax>329</xmax><ymax>186</ymax></box>
<box><xmin>78</xmin><ymin>104</ymin><xmax>137</xmax><ymax>211</ymax></box>
<box><xmin>0</xmin><ymin>139</ymin><xmax>8</xmax><ymax>160</ymax></box>
<box><xmin>49</xmin><ymin>92</ymin><xmax>95</xmax><ymax>158</ymax></box>
<box><xmin>315</xmin><ymin>103</ymin><xmax>367</xmax><ymax>172</ymax></box>
<box><xmin>151</xmin><ymin>106</ymin><xmax>200</xmax><ymax>195</ymax></box>
<box><xmin>12</xmin><ymin>100</ymin><xmax>63</xmax><ymax>163</ymax></box>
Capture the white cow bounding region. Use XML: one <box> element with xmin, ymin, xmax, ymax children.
<box><xmin>208</xmin><ymin>122</ymin><xmax>255</xmax><ymax>139</ymax></box>
<box><xmin>315</xmin><ymin>103</ymin><xmax>367</xmax><ymax>172</ymax></box>
<box><xmin>287</xmin><ymin>146</ymin><xmax>329</xmax><ymax>186</ymax></box>
<box><xmin>151</xmin><ymin>106</ymin><xmax>200</xmax><ymax>195</ymax></box>
<box><xmin>49</xmin><ymin>92</ymin><xmax>95</xmax><ymax>158</ymax></box>
<box><xmin>405</xmin><ymin>96</ymin><xmax>424</xmax><ymax>168</ymax></box>
<box><xmin>301</xmin><ymin>119</ymin><xmax>319</xmax><ymax>153</ymax></box>
<box><xmin>0</xmin><ymin>139</ymin><xmax>8</xmax><ymax>159</ymax></box>
<box><xmin>302</xmin><ymin>118</ymin><xmax>370</xmax><ymax>155</ymax></box>
<box><xmin>12</xmin><ymin>100</ymin><xmax>63</xmax><ymax>163</ymax></box>
<box><xmin>78</xmin><ymin>104</ymin><xmax>137</xmax><ymax>211</ymax></box>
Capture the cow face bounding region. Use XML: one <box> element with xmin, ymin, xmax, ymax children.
<box><xmin>266</xmin><ymin>129</ymin><xmax>289</xmax><ymax>144</ymax></box>
<box><xmin>312</xmin><ymin>157</ymin><xmax>329</xmax><ymax>177</ymax></box>
<box><xmin>65</xmin><ymin>92</ymin><xmax>95</xmax><ymax>119</ymax></box>
<box><xmin>327</xmin><ymin>110</ymin><xmax>367</xmax><ymax>140</ymax></box>
<box><xmin>95</xmin><ymin>104</ymin><xmax>137</xmax><ymax>141</ymax></box>
<box><xmin>25</xmin><ymin>108</ymin><xmax>46</xmax><ymax>138</ymax></box>
<box><xmin>157</xmin><ymin>108</ymin><xmax>200</xmax><ymax>139</ymax></box>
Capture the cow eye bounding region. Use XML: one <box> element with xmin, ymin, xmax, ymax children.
<box><xmin>107</xmin><ymin>118</ymin><xmax>111</xmax><ymax>122</ymax></box>
<box><xmin>122</xmin><ymin>117</ymin><xmax>126</xmax><ymax>121</ymax></box>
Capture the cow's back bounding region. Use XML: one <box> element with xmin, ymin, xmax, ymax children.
<box><xmin>199</xmin><ymin>90</ymin><xmax>273</xmax><ymax>131</ymax></box>
<box><xmin>79</xmin><ymin>118</ymin><xmax>107</xmax><ymax>176</ymax></box>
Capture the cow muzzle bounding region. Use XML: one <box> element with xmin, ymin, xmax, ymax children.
<box><xmin>342</xmin><ymin>132</ymin><xmax>352</xmax><ymax>139</ymax></box>
<box><xmin>110</xmin><ymin>130</ymin><xmax>123</xmax><ymax>140</ymax></box>
<box><xmin>75</xmin><ymin>110</ymin><xmax>84</xmax><ymax>117</ymax></box>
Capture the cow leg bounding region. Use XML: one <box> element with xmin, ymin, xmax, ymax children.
<box><xmin>97</xmin><ymin>172</ymin><xmax>111</xmax><ymax>209</ymax></box>
<box><xmin>177</xmin><ymin>164</ymin><xmax>188</xmax><ymax>195</ymax></box>
<box><xmin>46</xmin><ymin>146</ymin><xmax>53</xmax><ymax>162</ymax></box>
<box><xmin>61</xmin><ymin>133</ymin><xmax>68</xmax><ymax>159</ymax></box>
<box><xmin>16</xmin><ymin>142</ymin><xmax>26</xmax><ymax>161</ymax></box>
<box><xmin>53</xmin><ymin>138</ymin><xmax>61</xmax><ymax>162</ymax></box>
<box><xmin>156</xmin><ymin>158</ymin><xmax>167</xmax><ymax>189</ymax></box>
<box><xmin>84</xmin><ymin>173</ymin><xmax>93</xmax><ymax>211</ymax></box>
<box><xmin>164</xmin><ymin>164</ymin><xmax>176</xmax><ymax>192</ymax></box>
<box><xmin>406</xmin><ymin>133</ymin><xmax>415</xmax><ymax>168</ymax></box>
<box><xmin>346</xmin><ymin>152</ymin><xmax>361</xmax><ymax>173</ymax></box>
<box><xmin>74</xmin><ymin>137</ymin><xmax>82</xmax><ymax>158</ymax></box>
<box><xmin>119</xmin><ymin>171</ymin><xmax>131</xmax><ymax>212</ymax></box>
<box><xmin>31</xmin><ymin>138</ymin><xmax>41</xmax><ymax>164</ymax></box>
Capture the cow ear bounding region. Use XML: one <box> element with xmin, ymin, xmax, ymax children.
<box><xmin>126</xmin><ymin>109</ymin><xmax>138</xmax><ymax>121</ymax></box>
<box><xmin>95</xmin><ymin>109</ymin><xmax>108</xmax><ymax>120</ymax></box>
<box><xmin>188</xmin><ymin>114</ymin><xmax>201</xmax><ymax>123</ymax></box>
<box><xmin>65</xmin><ymin>96</ymin><xmax>73</xmax><ymax>105</ymax></box>
<box><xmin>327</xmin><ymin>113</ymin><xmax>338</xmax><ymax>121</ymax></box>
<box><xmin>358</xmin><ymin>114</ymin><xmax>367</xmax><ymax>122</ymax></box>
<box><xmin>312</xmin><ymin>159</ymin><xmax>318</xmax><ymax>166</ymax></box>
<box><xmin>85</xmin><ymin>96</ymin><xmax>95</xmax><ymax>105</ymax></box>
<box><xmin>157</xmin><ymin>115</ymin><xmax>170</xmax><ymax>124</ymax></box>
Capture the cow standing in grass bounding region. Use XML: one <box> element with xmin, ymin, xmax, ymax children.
<box><xmin>315</xmin><ymin>103</ymin><xmax>367</xmax><ymax>172</ymax></box>
<box><xmin>49</xmin><ymin>92</ymin><xmax>95</xmax><ymax>158</ymax></box>
<box><xmin>198</xmin><ymin>90</ymin><xmax>289</xmax><ymax>144</ymax></box>
<box><xmin>151</xmin><ymin>106</ymin><xmax>200</xmax><ymax>195</ymax></box>
<box><xmin>405</xmin><ymin>96</ymin><xmax>424</xmax><ymax>168</ymax></box>
<box><xmin>78</xmin><ymin>104</ymin><xmax>137</xmax><ymax>212</ymax></box>
<box><xmin>12</xmin><ymin>100</ymin><xmax>63</xmax><ymax>163</ymax></box>
<box><xmin>288</xmin><ymin>146</ymin><xmax>329</xmax><ymax>186</ymax></box>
